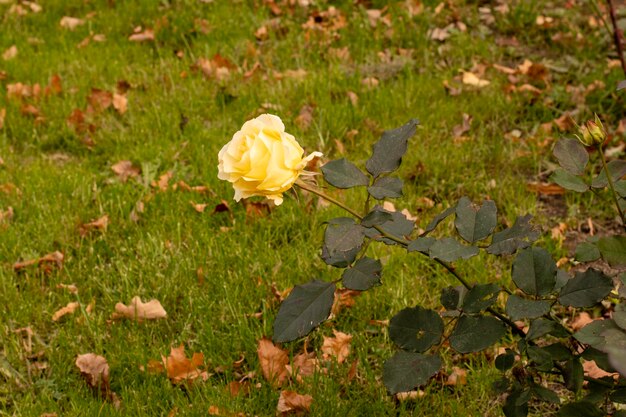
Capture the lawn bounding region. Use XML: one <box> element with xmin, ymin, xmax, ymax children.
<box><xmin>1</xmin><ymin>0</ymin><xmax>624</xmax><ymax>415</ymax></box>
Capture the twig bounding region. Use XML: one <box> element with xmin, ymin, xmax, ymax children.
<box><xmin>606</xmin><ymin>0</ymin><xmax>626</xmax><ymax>78</ymax></box>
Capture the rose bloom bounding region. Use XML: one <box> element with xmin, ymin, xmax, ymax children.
<box><xmin>218</xmin><ymin>114</ymin><xmax>321</xmax><ymax>205</ymax></box>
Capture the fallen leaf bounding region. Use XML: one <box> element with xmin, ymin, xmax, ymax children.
<box><xmin>60</xmin><ymin>16</ymin><xmax>85</xmax><ymax>30</ymax></box>
<box><xmin>153</xmin><ymin>171</ymin><xmax>173</xmax><ymax>191</ymax></box>
<box><xmin>452</xmin><ymin>113</ymin><xmax>472</xmax><ymax>139</ymax></box>
<box><xmin>276</xmin><ymin>390</ymin><xmax>313</xmax><ymax>415</ymax></box>
<box><xmin>112</xmin><ymin>93</ymin><xmax>127</xmax><ymax>114</ymax></box>
<box><xmin>526</xmin><ymin>182</ymin><xmax>565</xmax><ymax>195</ymax></box>
<box><xmin>396</xmin><ymin>390</ymin><xmax>425</xmax><ymax>401</ymax></box>
<box><xmin>583</xmin><ymin>359</ymin><xmax>618</xmax><ymax>380</ymax></box>
<box><xmin>430</xmin><ymin>27</ymin><xmax>450</xmax><ymax>41</ymax></box>
<box><xmin>0</xmin><ymin>206</ymin><xmax>13</xmax><ymax>225</ymax></box>
<box><xmin>111</xmin><ymin>160</ymin><xmax>140</xmax><ymax>182</ymax></box>
<box><xmin>0</xmin><ymin>108</ymin><xmax>6</xmax><ymax>129</ymax></box>
<box><xmin>52</xmin><ymin>302</ymin><xmax>80</xmax><ymax>321</ymax></box>
<box><xmin>79</xmin><ymin>214</ymin><xmax>109</xmax><ymax>236</ymax></box>
<box><xmin>191</xmin><ymin>202</ymin><xmax>208</xmax><ymax>213</ymax></box>
<box><xmin>129</xmin><ymin>28</ymin><xmax>155</xmax><ymax>42</ymax></box>
<box><xmin>361</xmin><ymin>77</ymin><xmax>379</xmax><ymax>89</ymax></box>
<box><xmin>56</xmin><ymin>283</ymin><xmax>78</xmax><ymax>294</ymax></box>
<box><xmin>346</xmin><ymin>91</ymin><xmax>358</xmax><ymax>106</ymax></box>
<box><xmin>462</xmin><ymin>71</ymin><xmax>490</xmax><ymax>88</ymax></box>
<box><xmin>445</xmin><ymin>366</ymin><xmax>467</xmax><ymax>386</ymax></box>
<box><xmin>112</xmin><ymin>296</ymin><xmax>167</xmax><ymax>321</ymax></box>
<box><xmin>553</xmin><ymin>113</ymin><xmax>574</xmax><ymax>131</ymax></box>
<box><xmin>321</xmin><ymin>330</ymin><xmax>352</xmax><ymax>363</ymax></box>
<box><xmin>208</xmin><ymin>405</ymin><xmax>221</xmax><ymax>415</ymax></box>
<box><xmin>75</xmin><ymin>353</ymin><xmax>120</xmax><ymax>406</ymax></box>
<box><xmin>295</xmin><ymin>104</ymin><xmax>314</xmax><ymax>130</ymax></box>
<box><xmin>286</xmin><ymin>352</ymin><xmax>318</xmax><ymax>382</ymax></box>
<box><xmin>257</xmin><ymin>338</ymin><xmax>289</xmax><ymax>386</ymax></box>
<box><xmin>2</xmin><ymin>45</ymin><xmax>17</xmax><ymax>61</ymax></box>
<box><xmin>13</xmin><ymin>251</ymin><xmax>64</xmax><ymax>272</ymax></box>
<box><xmin>162</xmin><ymin>345</ymin><xmax>209</xmax><ymax>384</ymax></box>
<box><xmin>570</xmin><ymin>312</ymin><xmax>595</xmax><ymax>331</ymax></box>
<box><xmin>87</xmin><ymin>88</ymin><xmax>113</xmax><ymax>112</ymax></box>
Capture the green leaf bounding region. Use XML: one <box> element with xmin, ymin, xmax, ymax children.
<box><xmin>366</xmin><ymin>119</ymin><xmax>419</xmax><ymax>178</ymax></box>
<box><xmin>388</xmin><ymin>306</ymin><xmax>443</xmax><ymax>352</ymax></box>
<box><xmin>619</xmin><ymin>272</ymin><xmax>626</xmax><ymax>299</ymax></box>
<box><xmin>610</xmin><ymin>388</ymin><xmax>626</xmax><ymax>404</ymax></box>
<box><xmin>574</xmin><ymin>319</ymin><xmax>620</xmax><ymax>349</ymax></box>
<box><xmin>367</xmin><ymin>177</ymin><xmax>403</xmax><ymax>200</ymax></box>
<box><xmin>597</xmin><ymin>235</ymin><xmax>626</xmax><ymax>267</ymax></box>
<box><xmin>603</xmin><ymin>328</ymin><xmax>626</xmax><ymax>377</ymax></box>
<box><xmin>462</xmin><ymin>283</ymin><xmax>500</xmax><ymax>313</ymax></box>
<box><xmin>526</xmin><ymin>318</ymin><xmax>569</xmax><ymax>340</ymax></box>
<box><xmin>382</xmin><ymin>352</ymin><xmax>441</xmax><ymax>395</ymax></box>
<box><xmin>581</xmin><ymin>347</ymin><xmax>615</xmax><ymax>373</ymax></box>
<box><xmin>361</xmin><ymin>210</ymin><xmax>392</xmax><ymax>227</ymax></box>
<box><xmin>531</xmin><ymin>384</ymin><xmax>560</xmax><ymax>404</ymax></box>
<box><xmin>363</xmin><ymin>206</ymin><xmax>414</xmax><ymax>246</ymax></box>
<box><xmin>407</xmin><ymin>237</ymin><xmax>436</xmax><ymax>253</ymax></box>
<box><xmin>273</xmin><ymin>280</ymin><xmax>336</xmax><ymax>343</ymax></box>
<box><xmin>557</xmin><ymin>401</ymin><xmax>603</xmax><ymax>417</ymax></box>
<box><xmin>550</xmin><ymin>168</ymin><xmax>589</xmax><ymax>192</ymax></box>
<box><xmin>615</xmin><ymin>180</ymin><xmax>626</xmax><ymax>197</ymax></box>
<box><xmin>615</xmin><ymin>304</ymin><xmax>626</xmax><ymax>330</ymax></box>
<box><xmin>321</xmin><ymin>218</ymin><xmax>365</xmax><ymax>268</ymax></box>
<box><xmin>423</xmin><ymin>206</ymin><xmax>456</xmax><ymax>234</ymax></box>
<box><xmin>342</xmin><ymin>257</ymin><xmax>382</xmax><ymax>291</ymax></box>
<box><xmin>542</xmin><ymin>343</ymin><xmax>573</xmax><ymax>361</ymax></box>
<box><xmin>429</xmin><ymin>238</ymin><xmax>479</xmax><ymax>262</ymax></box>
<box><xmin>505</xmin><ymin>295</ymin><xmax>550</xmax><ymax>321</ymax></box>
<box><xmin>454</xmin><ymin>197</ymin><xmax>497</xmax><ymax>243</ymax></box>
<box><xmin>558</xmin><ymin>269</ymin><xmax>613</xmax><ymax>308</ymax></box>
<box><xmin>503</xmin><ymin>388</ymin><xmax>530</xmax><ymax>417</ymax></box>
<box><xmin>487</xmin><ymin>214</ymin><xmax>540</xmax><ymax>255</ymax></box>
<box><xmin>495</xmin><ymin>351</ymin><xmax>516</xmax><ymax>371</ymax></box>
<box><xmin>321</xmin><ymin>158</ymin><xmax>369</xmax><ymax>189</ymax></box>
<box><xmin>440</xmin><ymin>286</ymin><xmax>467</xmax><ymax>311</ymax></box>
<box><xmin>553</xmin><ymin>138</ymin><xmax>589</xmax><ymax>176</ymax></box>
<box><xmin>591</xmin><ymin>160</ymin><xmax>626</xmax><ymax>188</ymax></box>
<box><xmin>527</xmin><ymin>346</ymin><xmax>553</xmax><ymax>371</ymax></box>
<box><xmin>562</xmin><ymin>357</ymin><xmax>584</xmax><ymax>393</ymax></box>
<box><xmin>511</xmin><ymin>247</ymin><xmax>557</xmax><ymax>296</ymax></box>
<box><xmin>449</xmin><ymin>315</ymin><xmax>506</xmax><ymax>353</ymax></box>
<box><xmin>575</xmin><ymin>242</ymin><xmax>601</xmax><ymax>263</ymax></box>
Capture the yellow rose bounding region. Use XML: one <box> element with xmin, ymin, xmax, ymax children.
<box><xmin>218</xmin><ymin>114</ymin><xmax>322</xmax><ymax>205</ymax></box>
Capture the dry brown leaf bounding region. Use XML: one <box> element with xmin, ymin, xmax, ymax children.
<box><xmin>295</xmin><ymin>104</ymin><xmax>314</xmax><ymax>130</ymax></box>
<box><xmin>553</xmin><ymin>113</ymin><xmax>574</xmax><ymax>131</ymax></box>
<box><xmin>79</xmin><ymin>214</ymin><xmax>109</xmax><ymax>236</ymax></box>
<box><xmin>191</xmin><ymin>202</ymin><xmax>208</xmax><ymax>213</ymax></box>
<box><xmin>112</xmin><ymin>296</ymin><xmax>167</xmax><ymax>321</ymax></box>
<box><xmin>0</xmin><ymin>206</ymin><xmax>13</xmax><ymax>225</ymax></box>
<box><xmin>462</xmin><ymin>71</ymin><xmax>490</xmax><ymax>88</ymax></box>
<box><xmin>0</xmin><ymin>108</ymin><xmax>6</xmax><ymax>129</ymax></box>
<box><xmin>346</xmin><ymin>91</ymin><xmax>358</xmax><ymax>107</ymax></box>
<box><xmin>75</xmin><ymin>353</ymin><xmax>120</xmax><ymax>406</ymax></box>
<box><xmin>208</xmin><ymin>405</ymin><xmax>221</xmax><ymax>415</ymax></box>
<box><xmin>361</xmin><ymin>77</ymin><xmax>379</xmax><ymax>89</ymax></box>
<box><xmin>56</xmin><ymin>283</ymin><xmax>78</xmax><ymax>294</ymax></box>
<box><xmin>60</xmin><ymin>16</ymin><xmax>85</xmax><ymax>30</ymax></box>
<box><xmin>87</xmin><ymin>88</ymin><xmax>113</xmax><ymax>112</ymax></box>
<box><xmin>445</xmin><ymin>366</ymin><xmax>467</xmax><ymax>386</ymax></box>
<box><xmin>163</xmin><ymin>345</ymin><xmax>209</xmax><ymax>384</ymax></box>
<box><xmin>257</xmin><ymin>338</ymin><xmax>289</xmax><ymax>386</ymax></box>
<box><xmin>430</xmin><ymin>27</ymin><xmax>450</xmax><ymax>41</ymax></box>
<box><xmin>570</xmin><ymin>312</ymin><xmax>595</xmax><ymax>331</ymax></box>
<box><xmin>583</xmin><ymin>359</ymin><xmax>618</xmax><ymax>380</ymax></box>
<box><xmin>276</xmin><ymin>390</ymin><xmax>313</xmax><ymax>415</ymax></box>
<box><xmin>129</xmin><ymin>28</ymin><xmax>155</xmax><ymax>42</ymax></box>
<box><xmin>52</xmin><ymin>302</ymin><xmax>80</xmax><ymax>321</ymax></box>
<box><xmin>153</xmin><ymin>171</ymin><xmax>173</xmax><ymax>191</ymax></box>
<box><xmin>112</xmin><ymin>93</ymin><xmax>127</xmax><ymax>114</ymax></box>
<box><xmin>3</xmin><ymin>45</ymin><xmax>18</xmax><ymax>61</ymax></box>
<box><xmin>111</xmin><ymin>160</ymin><xmax>140</xmax><ymax>182</ymax></box>
<box><xmin>13</xmin><ymin>251</ymin><xmax>64</xmax><ymax>272</ymax></box>
<box><xmin>286</xmin><ymin>352</ymin><xmax>318</xmax><ymax>382</ymax></box>
<box><xmin>526</xmin><ymin>182</ymin><xmax>565</xmax><ymax>195</ymax></box>
<box><xmin>321</xmin><ymin>330</ymin><xmax>352</xmax><ymax>363</ymax></box>
<box><xmin>452</xmin><ymin>113</ymin><xmax>472</xmax><ymax>139</ymax></box>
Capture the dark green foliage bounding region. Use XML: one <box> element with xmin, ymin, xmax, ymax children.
<box><xmin>423</xmin><ymin>205</ymin><xmax>456</xmax><ymax>235</ymax></box>
<box><xmin>365</xmin><ymin>119</ymin><xmax>419</xmax><ymax>178</ymax></box>
<box><xmin>388</xmin><ymin>306</ymin><xmax>443</xmax><ymax>352</ymax></box>
<box><xmin>449</xmin><ymin>315</ymin><xmax>506</xmax><ymax>353</ymax></box>
<box><xmin>511</xmin><ymin>247</ymin><xmax>557</xmax><ymax>296</ymax></box>
<box><xmin>321</xmin><ymin>217</ymin><xmax>365</xmax><ymax>268</ymax></box>
<box><xmin>454</xmin><ymin>197</ymin><xmax>497</xmax><ymax>243</ymax></box>
<box><xmin>487</xmin><ymin>215</ymin><xmax>540</xmax><ymax>255</ymax></box>
<box><xmin>382</xmin><ymin>352</ymin><xmax>441</xmax><ymax>395</ymax></box>
<box><xmin>597</xmin><ymin>235</ymin><xmax>626</xmax><ymax>267</ymax></box>
<box><xmin>273</xmin><ymin>280</ymin><xmax>336</xmax><ymax>343</ymax></box>
<box><xmin>550</xmin><ymin>168</ymin><xmax>589</xmax><ymax>192</ymax></box>
<box><xmin>367</xmin><ymin>176</ymin><xmax>403</xmax><ymax>199</ymax></box>
<box><xmin>428</xmin><ymin>238</ymin><xmax>479</xmax><ymax>262</ymax></box>
<box><xmin>557</xmin><ymin>269</ymin><xmax>613</xmax><ymax>308</ymax></box>
<box><xmin>342</xmin><ymin>257</ymin><xmax>382</xmax><ymax>291</ymax></box>
<box><xmin>553</xmin><ymin>138</ymin><xmax>588</xmax><ymax>176</ymax></box>
<box><xmin>321</xmin><ymin>158</ymin><xmax>370</xmax><ymax>189</ymax></box>
<box><xmin>462</xmin><ymin>283</ymin><xmax>500</xmax><ymax>314</ymax></box>
<box><xmin>363</xmin><ymin>206</ymin><xmax>414</xmax><ymax>245</ymax></box>
<box><xmin>505</xmin><ymin>295</ymin><xmax>550</xmax><ymax>321</ymax></box>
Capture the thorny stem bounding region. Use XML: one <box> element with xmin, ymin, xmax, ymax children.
<box><xmin>597</xmin><ymin>144</ymin><xmax>626</xmax><ymax>228</ymax></box>
<box><xmin>606</xmin><ymin>0</ymin><xmax>626</xmax><ymax>78</ymax></box>
<box><xmin>296</xmin><ymin>182</ymin><xmax>526</xmax><ymax>339</ymax></box>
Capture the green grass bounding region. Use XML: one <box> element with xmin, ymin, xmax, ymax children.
<box><xmin>0</xmin><ymin>0</ymin><xmax>624</xmax><ymax>415</ymax></box>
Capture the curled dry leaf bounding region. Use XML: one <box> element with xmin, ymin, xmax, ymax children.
<box><xmin>2</xmin><ymin>45</ymin><xmax>18</xmax><ymax>61</ymax></box>
<box><xmin>462</xmin><ymin>71</ymin><xmax>490</xmax><ymax>88</ymax></box>
<box><xmin>321</xmin><ymin>330</ymin><xmax>352</xmax><ymax>363</ymax></box>
<box><xmin>583</xmin><ymin>359</ymin><xmax>619</xmax><ymax>380</ymax></box>
<box><xmin>112</xmin><ymin>296</ymin><xmax>167</xmax><ymax>321</ymax></box>
<box><xmin>153</xmin><ymin>171</ymin><xmax>173</xmax><ymax>191</ymax></box>
<box><xmin>59</xmin><ymin>16</ymin><xmax>85</xmax><ymax>30</ymax></box>
<box><xmin>52</xmin><ymin>302</ymin><xmax>80</xmax><ymax>321</ymax></box>
<box><xmin>79</xmin><ymin>214</ymin><xmax>109</xmax><ymax>236</ymax></box>
<box><xmin>129</xmin><ymin>28</ymin><xmax>155</xmax><ymax>42</ymax></box>
<box><xmin>56</xmin><ymin>283</ymin><xmax>78</xmax><ymax>294</ymax></box>
<box><xmin>111</xmin><ymin>160</ymin><xmax>140</xmax><ymax>182</ymax></box>
<box><xmin>112</xmin><ymin>93</ymin><xmax>127</xmax><ymax>114</ymax></box>
<box><xmin>162</xmin><ymin>345</ymin><xmax>209</xmax><ymax>384</ymax></box>
<box><xmin>75</xmin><ymin>353</ymin><xmax>120</xmax><ymax>407</ymax></box>
<box><xmin>445</xmin><ymin>366</ymin><xmax>468</xmax><ymax>386</ymax></box>
<box><xmin>0</xmin><ymin>108</ymin><xmax>5</xmax><ymax>129</ymax></box>
<box><xmin>286</xmin><ymin>352</ymin><xmax>318</xmax><ymax>383</ymax></box>
<box><xmin>277</xmin><ymin>390</ymin><xmax>313</xmax><ymax>415</ymax></box>
<box><xmin>0</xmin><ymin>206</ymin><xmax>14</xmax><ymax>225</ymax></box>
<box><xmin>257</xmin><ymin>338</ymin><xmax>289</xmax><ymax>386</ymax></box>
<box><xmin>13</xmin><ymin>251</ymin><xmax>64</xmax><ymax>272</ymax></box>
<box><xmin>570</xmin><ymin>312</ymin><xmax>595</xmax><ymax>331</ymax></box>
<box><xmin>87</xmin><ymin>88</ymin><xmax>113</xmax><ymax>113</ymax></box>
